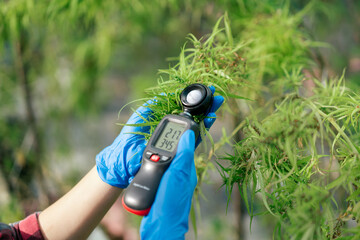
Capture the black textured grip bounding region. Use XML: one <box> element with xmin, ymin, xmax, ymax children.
<box><xmin>122</xmin><ymin>159</ymin><xmax>170</xmax><ymax>214</ymax></box>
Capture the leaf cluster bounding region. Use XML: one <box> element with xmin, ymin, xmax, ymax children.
<box><xmin>122</xmin><ymin>16</ymin><xmax>249</xmax><ymax>139</ymax></box>
<box><xmin>219</xmin><ymin>75</ymin><xmax>360</xmax><ymax>238</ymax></box>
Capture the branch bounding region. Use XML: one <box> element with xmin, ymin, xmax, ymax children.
<box><xmin>13</xmin><ymin>37</ymin><xmax>42</xmax><ymax>158</ymax></box>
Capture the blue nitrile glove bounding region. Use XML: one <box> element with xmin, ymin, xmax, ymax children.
<box><xmin>96</xmin><ymin>104</ymin><xmax>152</xmax><ymax>188</ymax></box>
<box><xmin>140</xmin><ymin>88</ymin><xmax>224</xmax><ymax>239</ymax></box>
<box><xmin>140</xmin><ymin>130</ymin><xmax>197</xmax><ymax>240</ymax></box>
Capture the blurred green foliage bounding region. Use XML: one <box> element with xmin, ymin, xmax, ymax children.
<box><xmin>0</xmin><ymin>0</ymin><xmax>222</xmax><ymax>222</ymax></box>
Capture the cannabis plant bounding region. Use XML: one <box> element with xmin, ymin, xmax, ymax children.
<box><xmin>126</xmin><ymin>5</ymin><xmax>360</xmax><ymax>239</ymax></box>
<box><xmin>220</xmin><ymin>77</ymin><xmax>360</xmax><ymax>239</ymax></box>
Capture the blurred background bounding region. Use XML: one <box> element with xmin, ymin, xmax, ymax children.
<box><xmin>0</xmin><ymin>0</ymin><xmax>359</xmax><ymax>239</ymax></box>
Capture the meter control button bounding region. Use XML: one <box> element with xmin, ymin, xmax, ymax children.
<box><xmin>160</xmin><ymin>156</ymin><xmax>170</xmax><ymax>162</ymax></box>
<box><xmin>145</xmin><ymin>151</ymin><xmax>153</xmax><ymax>159</ymax></box>
<box><xmin>150</xmin><ymin>154</ymin><xmax>160</xmax><ymax>162</ymax></box>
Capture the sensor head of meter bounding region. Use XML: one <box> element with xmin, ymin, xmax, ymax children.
<box><xmin>180</xmin><ymin>83</ymin><xmax>213</xmax><ymax>116</ymax></box>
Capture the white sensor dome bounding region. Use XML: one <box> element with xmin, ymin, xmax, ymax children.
<box><xmin>186</xmin><ymin>89</ymin><xmax>202</xmax><ymax>105</ymax></box>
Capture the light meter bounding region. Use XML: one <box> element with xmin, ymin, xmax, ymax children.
<box><xmin>122</xmin><ymin>83</ymin><xmax>213</xmax><ymax>216</ymax></box>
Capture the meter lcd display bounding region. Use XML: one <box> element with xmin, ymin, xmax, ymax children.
<box><xmin>154</xmin><ymin>121</ymin><xmax>186</xmax><ymax>152</ymax></box>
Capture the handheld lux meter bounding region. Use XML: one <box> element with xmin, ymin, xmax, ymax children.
<box><xmin>122</xmin><ymin>83</ymin><xmax>213</xmax><ymax>216</ymax></box>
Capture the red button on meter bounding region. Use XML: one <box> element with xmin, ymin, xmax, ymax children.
<box><xmin>150</xmin><ymin>154</ymin><xmax>160</xmax><ymax>162</ymax></box>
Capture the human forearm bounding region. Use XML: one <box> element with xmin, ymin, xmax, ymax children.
<box><xmin>38</xmin><ymin>166</ymin><xmax>122</xmax><ymax>240</ymax></box>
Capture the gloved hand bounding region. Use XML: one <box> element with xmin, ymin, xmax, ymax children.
<box><xmin>96</xmin><ymin>86</ymin><xmax>224</xmax><ymax>189</ymax></box>
<box><xmin>140</xmin><ymin>87</ymin><xmax>224</xmax><ymax>239</ymax></box>
<box><xmin>96</xmin><ymin>104</ymin><xmax>152</xmax><ymax>188</ymax></box>
<box><xmin>140</xmin><ymin>130</ymin><xmax>197</xmax><ymax>239</ymax></box>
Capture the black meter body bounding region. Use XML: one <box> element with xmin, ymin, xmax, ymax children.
<box><xmin>122</xmin><ymin>83</ymin><xmax>213</xmax><ymax>216</ymax></box>
<box><xmin>122</xmin><ymin>114</ymin><xmax>199</xmax><ymax>215</ymax></box>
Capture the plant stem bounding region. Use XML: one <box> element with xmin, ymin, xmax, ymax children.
<box><xmin>14</xmin><ymin>38</ymin><xmax>41</xmax><ymax>159</ymax></box>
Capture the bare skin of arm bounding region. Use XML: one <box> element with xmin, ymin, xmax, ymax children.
<box><xmin>38</xmin><ymin>166</ymin><xmax>122</xmax><ymax>240</ymax></box>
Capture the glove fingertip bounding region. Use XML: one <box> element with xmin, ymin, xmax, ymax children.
<box><xmin>209</xmin><ymin>85</ymin><xmax>215</xmax><ymax>94</ymax></box>
<box><xmin>216</xmin><ymin>95</ymin><xmax>225</xmax><ymax>104</ymax></box>
<box><xmin>210</xmin><ymin>95</ymin><xmax>225</xmax><ymax>113</ymax></box>
<box><xmin>204</xmin><ymin>118</ymin><xmax>214</xmax><ymax>129</ymax></box>
<box><xmin>204</xmin><ymin>112</ymin><xmax>216</xmax><ymax>129</ymax></box>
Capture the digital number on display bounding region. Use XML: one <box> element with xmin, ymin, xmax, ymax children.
<box><xmin>154</xmin><ymin>122</ymin><xmax>186</xmax><ymax>152</ymax></box>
